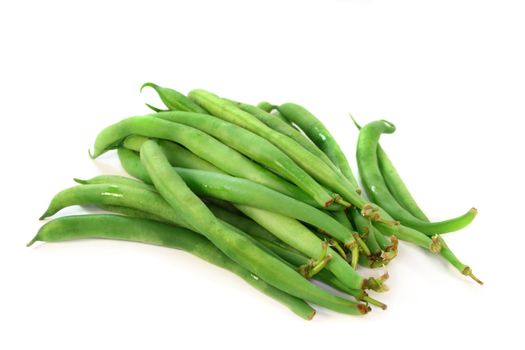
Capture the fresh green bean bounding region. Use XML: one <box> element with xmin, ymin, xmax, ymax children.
<box><xmin>40</xmin><ymin>183</ymin><xmax>189</xmax><ymax>227</ymax></box>
<box><xmin>92</xmin><ymin>116</ymin><xmax>321</xmax><ymax>208</ymax></box>
<box><xmin>29</xmin><ymin>214</ymin><xmax>316</xmax><ymax>319</ymax></box>
<box><xmin>437</xmin><ymin>237</ymin><xmax>483</xmax><ymax>285</ymax></box>
<box><xmin>351</xmin><ymin>208</ymin><xmax>381</xmax><ymax>256</ymax></box>
<box><xmin>235</xmin><ymin>205</ymin><xmax>368</xmax><ymax>291</ymax></box>
<box><xmin>116</xmin><ymin>147</ymin><xmax>361</xmax><ymax>251</ymax></box>
<box><xmin>141</xmin><ymin>82</ymin><xmax>207</xmax><ymax>113</ymax></box>
<box><xmin>257</xmin><ymin>238</ymin><xmax>387</xmax><ymax>309</ymax></box>
<box><xmin>89</xmin><ymin>156</ymin><xmax>370</xmax><ymax>288</ymax></box>
<box><xmin>203</xmin><ymin>202</ymin><xmax>278</xmax><ymax>243</ymax></box>
<box><xmin>188</xmin><ymin>89</ymin><xmax>366</xmax><ymax>208</ymax></box>
<box><xmin>123</xmin><ymin>136</ymin><xmax>224</xmax><ymax>174</ymax></box>
<box><xmin>150</xmin><ymin>111</ymin><xmax>337</xmax><ymax>207</ymax></box>
<box><xmin>278</xmin><ymin>103</ymin><xmax>359</xmax><ymax>188</ymax></box>
<box><xmin>139</xmin><ymin>140</ymin><xmax>368</xmax><ymax>315</ymax></box>
<box><xmin>119</xmin><ymin>147</ymin><xmax>153</xmax><ymax>182</ymax></box>
<box><xmin>351</xmin><ymin>116</ymin><xmax>429</xmax><ymax>221</ymax></box>
<box><xmin>357</xmin><ymin>120</ymin><xmax>477</xmax><ymax>235</ymax></box>
<box><xmin>377</xmin><ymin>148</ymin><xmax>430</xmax><ymax>221</ymax></box>
<box><xmin>234</xmin><ymin>103</ymin><xmax>341</xmax><ymax>173</ymax></box>
<box><xmin>74</xmin><ymin>175</ymin><xmax>154</xmax><ymax>192</ymax></box>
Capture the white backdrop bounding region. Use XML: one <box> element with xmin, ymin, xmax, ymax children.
<box><xmin>1</xmin><ymin>1</ymin><xmax>523</xmax><ymax>349</ymax></box>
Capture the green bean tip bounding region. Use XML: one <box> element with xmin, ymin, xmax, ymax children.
<box><xmin>462</xmin><ymin>266</ymin><xmax>483</xmax><ymax>285</ymax></box>
<box><xmin>306</xmin><ymin>309</ymin><xmax>316</xmax><ymax>320</ymax></box>
<box><xmin>26</xmin><ymin>236</ymin><xmax>38</xmax><ymax>247</ymax></box>
<box><xmin>140</xmin><ymin>82</ymin><xmax>158</xmax><ymax>93</ymax></box>
<box><xmin>348</xmin><ymin>113</ymin><xmax>362</xmax><ymax>130</ymax></box>
<box><xmin>73</xmin><ymin>178</ymin><xmax>88</xmax><ymax>185</ymax></box>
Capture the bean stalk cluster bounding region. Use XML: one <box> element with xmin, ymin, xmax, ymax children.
<box><xmin>29</xmin><ymin>83</ymin><xmax>482</xmax><ymax>319</ymax></box>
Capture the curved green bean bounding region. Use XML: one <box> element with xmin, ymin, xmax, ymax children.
<box><xmin>139</xmin><ymin>140</ymin><xmax>368</xmax><ymax>315</ymax></box>
<box><xmin>115</xmin><ymin>147</ymin><xmax>362</xmax><ymax>253</ymax></box>
<box><xmin>188</xmin><ymin>89</ymin><xmax>366</xmax><ymax>208</ymax></box>
<box><xmin>29</xmin><ymin>214</ymin><xmax>316</xmax><ymax>319</ymax></box>
<box><xmin>278</xmin><ymin>103</ymin><xmax>359</xmax><ymax>188</ymax></box>
<box><xmin>351</xmin><ymin>116</ymin><xmax>429</xmax><ymax>221</ymax></box>
<box><xmin>141</xmin><ymin>82</ymin><xmax>207</xmax><ymax>113</ymax></box>
<box><xmin>357</xmin><ymin>120</ymin><xmax>477</xmax><ymax>235</ymax></box>
<box><xmin>91</xmin><ymin>116</ymin><xmax>321</xmax><ymax>208</ymax></box>
<box><xmin>151</xmin><ymin>111</ymin><xmax>336</xmax><ymax>207</ymax></box>
<box><xmin>234</xmin><ymin>103</ymin><xmax>341</xmax><ymax>173</ymax></box>
<box><xmin>377</xmin><ymin>148</ymin><xmax>430</xmax><ymax>221</ymax></box>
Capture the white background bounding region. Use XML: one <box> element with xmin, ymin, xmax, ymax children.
<box><xmin>1</xmin><ymin>0</ymin><xmax>523</xmax><ymax>349</ymax></box>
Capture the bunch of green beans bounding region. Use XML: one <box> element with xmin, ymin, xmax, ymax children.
<box><xmin>29</xmin><ymin>83</ymin><xmax>481</xmax><ymax>320</ymax></box>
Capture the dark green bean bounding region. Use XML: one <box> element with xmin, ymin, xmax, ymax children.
<box><xmin>357</xmin><ymin>120</ymin><xmax>477</xmax><ymax>235</ymax></box>
<box><xmin>278</xmin><ymin>103</ymin><xmax>359</xmax><ymax>189</ymax></box>
<box><xmin>139</xmin><ymin>140</ymin><xmax>368</xmax><ymax>315</ymax></box>
<box><xmin>29</xmin><ymin>214</ymin><xmax>316</xmax><ymax>319</ymax></box>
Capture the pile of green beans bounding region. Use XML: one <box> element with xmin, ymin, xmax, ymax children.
<box><xmin>29</xmin><ymin>83</ymin><xmax>482</xmax><ymax>320</ymax></box>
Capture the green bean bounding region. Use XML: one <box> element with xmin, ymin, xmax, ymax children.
<box><xmin>374</xmin><ymin>221</ymin><xmax>441</xmax><ymax>253</ymax></box>
<box><xmin>278</xmin><ymin>103</ymin><xmax>359</xmax><ymax>189</ymax></box>
<box><xmin>141</xmin><ymin>82</ymin><xmax>207</xmax><ymax>113</ymax></box>
<box><xmin>92</xmin><ymin>116</ymin><xmax>321</xmax><ymax>208</ymax></box>
<box><xmin>373</xmin><ymin>225</ymin><xmax>397</xmax><ymax>252</ymax></box>
<box><xmin>40</xmin><ymin>183</ymin><xmax>189</xmax><ymax>226</ymax></box>
<box><xmin>150</xmin><ymin>111</ymin><xmax>337</xmax><ymax>207</ymax></box>
<box><xmin>139</xmin><ymin>140</ymin><xmax>368</xmax><ymax>315</ymax></box>
<box><xmin>235</xmin><ymin>205</ymin><xmax>367</xmax><ymax>291</ymax></box>
<box><xmin>357</xmin><ymin>120</ymin><xmax>477</xmax><ymax>235</ymax></box>
<box><xmin>118</xmin><ymin>147</ymin><xmax>153</xmax><ymax>183</ymax></box>
<box><xmin>437</xmin><ymin>237</ymin><xmax>483</xmax><ymax>285</ymax></box>
<box><xmin>377</xmin><ymin>148</ymin><xmax>430</xmax><ymax>221</ymax></box>
<box><xmin>234</xmin><ymin>103</ymin><xmax>341</xmax><ymax>173</ymax></box>
<box><xmin>96</xmin><ymin>205</ymin><xmax>168</xmax><ymax>223</ymax></box>
<box><xmin>188</xmin><ymin>89</ymin><xmax>366</xmax><ymax>208</ymax></box>
<box><xmin>74</xmin><ymin>175</ymin><xmax>154</xmax><ymax>192</ymax></box>
<box><xmin>114</xmin><ymin>151</ymin><xmax>379</xmax><ymax>289</ymax></box>
<box><xmin>330</xmin><ymin>210</ymin><xmax>371</xmax><ymax>263</ymax></box>
<box><xmin>28</xmin><ymin>214</ymin><xmax>316</xmax><ymax>320</ymax></box>
<box><xmin>40</xmin><ymin>181</ymin><xmax>295</xmax><ymax>273</ymax></box>
<box><xmin>203</xmin><ymin>202</ymin><xmax>278</xmax><ymax>243</ymax></box>
<box><xmin>124</xmin><ymin>136</ymin><xmax>224</xmax><ymax>174</ymax></box>
<box><xmin>351</xmin><ymin>116</ymin><xmax>429</xmax><ymax>221</ymax></box>
<box><xmin>350</xmin><ymin>208</ymin><xmax>381</xmax><ymax>256</ymax></box>
<box><xmin>257</xmin><ymin>238</ymin><xmax>387</xmax><ymax>309</ymax></box>
<box><xmin>116</xmin><ymin>147</ymin><xmax>362</xmax><ymax>254</ymax></box>
<box><xmin>376</xmin><ymin>219</ymin><xmax>480</xmax><ymax>283</ymax></box>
